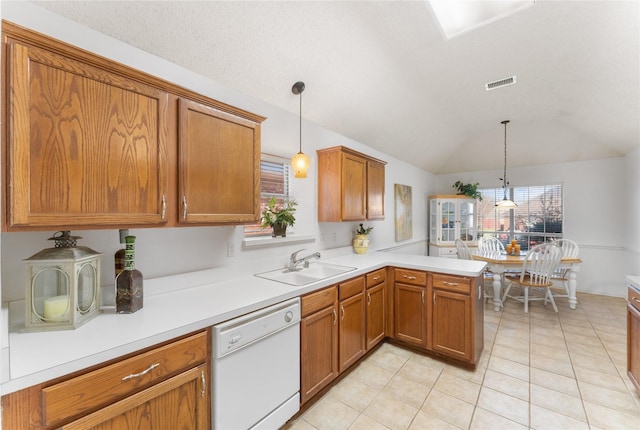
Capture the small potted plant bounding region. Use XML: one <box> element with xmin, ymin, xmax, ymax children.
<box><xmin>261</xmin><ymin>197</ymin><xmax>297</xmax><ymax>237</ymax></box>
<box><xmin>353</xmin><ymin>223</ymin><xmax>373</xmax><ymax>254</ymax></box>
<box><xmin>452</xmin><ymin>181</ymin><xmax>482</xmax><ymax>200</ymax></box>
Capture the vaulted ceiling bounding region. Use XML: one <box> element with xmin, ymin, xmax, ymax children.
<box><xmin>30</xmin><ymin>1</ymin><xmax>640</xmax><ymax>174</ymax></box>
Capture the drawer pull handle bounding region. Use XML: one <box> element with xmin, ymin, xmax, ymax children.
<box><xmin>333</xmin><ymin>308</ymin><xmax>337</xmax><ymax>325</ymax></box>
<box><xmin>201</xmin><ymin>370</ymin><xmax>206</xmax><ymax>398</ymax></box>
<box><xmin>367</xmin><ymin>292</ymin><xmax>371</xmax><ymax>305</ymax></box>
<box><xmin>403</xmin><ymin>275</ymin><xmax>417</xmax><ymax>280</ymax></box>
<box><xmin>341</xmin><ymin>305</ymin><xmax>345</xmax><ymax>321</ymax></box>
<box><xmin>373</xmin><ymin>276</ymin><xmax>380</xmax><ymax>281</ymax></box>
<box><xmin>443</xmin><ymin>281</ymin><xmax>459</xmax><ymax>286</ymax></box>
<box><xmin>121</xmin><ymin>363</ymin><xmax>160</xmax><ymax>381</ymax></box>
<box><xmin>161</xmin><ymin>194</ymin><xmax>167</xmax><ymax>220</ymax></box>
<box><xmin>633</xmin><ymin>297</ymin><xmax>640</xmax><ymax>303</ymax></box>
<box><xmin>183</xmin><ymin>195</ymin><xmax>188</xmax><ymax>219</ymax></box>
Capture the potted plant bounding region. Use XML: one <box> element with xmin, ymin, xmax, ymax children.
<box><xmin>261</xmin><ymin>197</ymin><xmax>297</xmax><ymax>237</ymax></box>
<box><xmin>353</xmin><ymin>223</ymin><xmax>373</xmax><ymax>254</ymax></box>
<box><xmin>452</xmin><ymin>181</ymin><xmax>482</xmax><ymax>200</ymax></box>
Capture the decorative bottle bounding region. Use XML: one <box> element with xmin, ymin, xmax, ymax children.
<box><xmin>114</xmin><ymin>229</ymin><xmax>128</xmax><ymax>278</ymax></box>
<box><xmin>115</xmin><ymin>236</ymin><xmax>143</xmax><ymax>313</ymax></box>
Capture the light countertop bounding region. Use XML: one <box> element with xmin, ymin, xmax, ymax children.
<box><xmin>1</xmin><ymin>252</ymin><xmax>485</xmax><ymax>394</ymax></box>
<box><xmin>628</xmin><ymin>275</ymin><xmax>640</xmax><ymax>291</ymax></box>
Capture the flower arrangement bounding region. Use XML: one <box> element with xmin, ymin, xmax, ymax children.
<box><xmin>355</xmin><ymin>223</ymin><xmax>373</xmax><ymax>235</ymax></box>
<box><xmin>261</xmin><ymin>197</ymin><xmax>297</xmax><ymax>229</ymax></box>
<box><xmin>452</xmin><ymin>181</ymin><xmax>482</xmax><ymax>200</ymax></box>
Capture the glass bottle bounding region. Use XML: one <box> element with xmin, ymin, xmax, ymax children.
<box><xmin>114</xmin><ymin>229</ymin><xmax>128</xmax><ymax>278</ymax></box>
<box><xmin>115</xmin><ymin>236</ymin><xmax>143</xmax><ymax>313</ymax></box>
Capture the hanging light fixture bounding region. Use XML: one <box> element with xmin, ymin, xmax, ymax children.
<box><xmin>495</xmin><ymin>120</ymin><xmax>517</xmax><ymax>208</ymax></box>
<box><xmin>291</xmin><ymin>81</ymin><xmax>310</xmax><ymax>178</ymax></box>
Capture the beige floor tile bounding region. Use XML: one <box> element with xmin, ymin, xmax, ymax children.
<box><xmin>530</xmin><ymin>330</ymin><xmax>566</xmax><ymax>348</ymax></box>
<box><xmin>530</xmin><ymin>342</ymin><xmax>571</xmax><ymax>363</ymax></box>
<box><xmin>332</xmin><ymin>377</ymin><xmax>380</xmax><ymax>412</ymax></box>
<box><xmin>303</xmin><ymin>395</ymin><xmax>360</xmax><ymax>430</ymax></box>
<box><xmin>529</xmin><ymin>353</ymin><xmax>575</xmax><ymax>378</ymax></box>
<box><xmin>379</xmin><ymin>343</ymin><xmax>414</xmax><ymax>359</ymax></box>
<box><xmin>396</xmin><ymin>359</ymin><xmax>442</xmax><ymax>388</ymax></box>
<box><xmin>583</xmin><ymin>400</ymin><xmax>640</xmax><ymax>430</ymax></box>
<box><xmin>286</xmin><ymin>417</ymin><xmax>318</xmax><ymax>430</ymax></box>
<box><xmin>566</xmin><ymin>340</ymin><xmax>610</xmax><ymax>358</ymax></box>
<box><xmin>476</xmin><ymin>386</ymin><xmax>529</xmax><ymax>427</ymax></box>
<box><xmin>470</xmin><ymin>407</ymin><xmax>528</xmax><ymax>430</ymax></box>
<box><xmin>432</xmin><ymin>371</ymin><xmax>481</xmax><ymax>405</ymax></box>
<box><xmin>441</xmin><ymin>363</ymin><xmax>486</xmax><ymax>385</ymax></box>
<box><xmin>530</xmin><ymin>383</ymin><xmax>586</xmax><ymax>421</ymax></box>
<box><xmin>406</xmin><ymin>352</ymin><xmax>446</xmax><ymax>372</ymax></box>
<box><xmin>365</xmin><ymin>348</ymin><xmax>410</xmax><ymax>374</ymax></box>
<box><xmin>568</xmin><ymin>350</ymin><xmax>620</xmax><ymax>376</ymax></box>
<box><xmin>530</xmin><ymin>404</ymin><xmax>589</xmax><ymax>429</ymax></box>
<box><xmin>363</xmin><ymin>392</ymin><xmax>418</xmax><ymax>430</ymax></box>
<box><xmin>573</xmin><ymin>364</ymin><xmax>631</xmax><ymax>393</ymax></box>
<box><xmin>420</xmin><ymin>389</ymin><xmax>475</xmax><ymax>429</ymax></box>
<box><xmin>578</xmin><ymin>380</ymin><xmax>640</xmax><ymax>416</ymax></box>
<box><xmin>482</xmin><ymin>369</ymin><xmax>529</xmax><ymax>401</ymax></box>
<box><xmin>383</xmin><ymin>374</ymin><xmax>431</xmax><ymax>409</ymax></box>
<box><xmin>491</xmin><ymin>343</ymin><xmax>529</xmax><ymax>365</ymax></box>
<box><xmin>488</xmin><ymin>355</ymin><xmax>530</xmax><ymax>381</ymax></box>
<box><xmin>350</xmin><ymin>361</ymin><xmax>395</xmax><ymax>391</ymax></box>
<box><xmin>530</xmin><ymin>367</ymin><xmax>580</xmax><ymax>397</ymax></box>
<box><xmin>408</xmin><ymin>411</ymin><xmax>460</xmax><ymax>430</ymax></box>
<box><xmin>347</xmin><ymin>413</ymin><xmax>390</xmax><ymax>430</ymax></box>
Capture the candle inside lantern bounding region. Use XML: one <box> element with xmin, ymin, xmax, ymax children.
<box><xmin>44</xmin><ymin>295</ymin><xmax>69</xmax><ymax>320</ymax></box>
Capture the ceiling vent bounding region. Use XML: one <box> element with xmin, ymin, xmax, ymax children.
<box><xmin>485</xmin><ymin>76</ymin><xmax>516</xmax><ymax>91</ymax></box>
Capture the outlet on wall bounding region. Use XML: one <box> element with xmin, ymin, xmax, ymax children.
<box><xmin>227</xmin><ymin>241</ymin><xmax>236</xmax><ymax>257</ymax></box>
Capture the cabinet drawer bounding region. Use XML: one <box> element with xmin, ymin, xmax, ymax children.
<box><xmin>42</xmin><ymin>330</ymin><xmax>208</xmax><ymax>427</ymax></box>
<box><xmin>432</xmin><ymin>273</ymin><xmax>471</xmax><ymax>294</ymax></box>
<box><xmin>629</xmin><ymin>286</ymin><xmax>640</xmax><ymax>312</ymax></box>
<box><xmin>339</xmin><ymin>276</ymin><xmax>365</xmax><ymax>300</ymax></box>
<box><xmin>438</xmin><ymin>247</ymin><xmax>458</xmax><ymax>256</ymax></box>
<box><xmin>394</xmin><ymin>268</ymin><xmax>427</xmax><ymax>286</ymax></box>
<box><xmin>302</xmin><ymin>286</ymin><xmax>337</xmax><ymax>317</ymax></box>
<box><xmin>366</xmin><ymin>269</ymin><xmax>386</xmax><ymax>288</ymax></box>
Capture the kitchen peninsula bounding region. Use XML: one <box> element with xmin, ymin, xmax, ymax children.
<box><xmin>1</xmin><ymin>252</ymin><xmax>486</xmax><ymax>428</ymax></box>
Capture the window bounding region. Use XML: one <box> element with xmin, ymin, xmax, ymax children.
<box><xmin>477</xmin><ymin>184</ymin><xmax>563</xmax><ymax>251</ymax></box>
<box><xmin>244</xmin><ymin>154</ymin><xmax>291</xmax><ymax>236</ymax></box>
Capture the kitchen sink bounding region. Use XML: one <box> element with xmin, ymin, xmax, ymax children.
<box><xmin>255</xmin><ymin>262</ymin><xmax>357</xmax><ymax>287</ymax></box>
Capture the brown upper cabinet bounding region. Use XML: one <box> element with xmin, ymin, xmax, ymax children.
<box><xmin>317</xmin><ymin>146</ymin><xmax>386</xmax><ymax>222</ymax></box>
<box><xmin>2</xmin><ymin>21</ymin><xmax>265</xmax><ymax>231</ymax></box>
<box><xmin>178</xmin><ymin>99</ymin><xmax>260</xmax><ymax>224</ymax></box>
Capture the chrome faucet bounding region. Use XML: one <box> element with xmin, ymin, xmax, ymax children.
<box><xmin>288</xmin><ymin>249</ymin><xmax>321</xmax><ymax>271</ymax></box>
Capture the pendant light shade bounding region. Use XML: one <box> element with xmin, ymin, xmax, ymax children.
<box><xmin>291</xmin><ymin>81</ymin><xmax>310</xmax><ymax>178</ymax></box>
<box><xmin>496</xmin><ymin>120</ymin><xmax>517</xmax><ymax>208</ymax></box>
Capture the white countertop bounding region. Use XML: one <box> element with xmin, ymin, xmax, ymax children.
<box><xmin>1</xmin><ymin>252</ymin><xmax>485</xmax><ymax>394</ymax></box>
<box><xmin>628</xmin><ymin>275</ymin><xmax>640</xmax><ymax>291</ymax></box>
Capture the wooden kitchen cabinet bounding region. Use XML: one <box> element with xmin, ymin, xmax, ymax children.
<box><xmin>178</xmin><ymin>98</ymin><xmax>261</xmax><ymax>224</ymax></box>
<box><xmin>628</xmin><ymin>282</ymin><xmax>640</xmax><ymax>392</ymax></box>
<box><xmin>4</xmin><ymin>35</ymin><xmax>169</xmax><ymax>229</ymax></box>
<box><xmin>427</xmin><ymin>273</ymin><xmax>484</xmax><ymax>366</ymax></box>
<box><xmin>300</xmin><ymin>286</ymin><xmax>339</xmax><ymax>405</ymax></box>
<box><xmin>338</xmin><ymin>276</ymin><xmax>366</xmax><ymax>372</ymax></box>
<box><xmin>393</xmin><ymin>268</ymin><xmax>428</xmax><ymax>347</ymax></box>
<box><xmin>366</xmin><ymin>268</ymin><xmax>386</xmax><ymax>350</ymax></box>
<box><xmin>317</xmin><ymin>146</ymin><xmax>386</xmax><ymax>222</ymax></box>
<box><xmin>1</xmin><ymin>330</ymin><xmax>210</xmax><ymax>429</ymax></box>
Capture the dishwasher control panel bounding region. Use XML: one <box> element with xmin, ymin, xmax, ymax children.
<box><xmin>214</xmin><ymin>297</ymin><xmax>301</xmax><ymax>357</ymax></box>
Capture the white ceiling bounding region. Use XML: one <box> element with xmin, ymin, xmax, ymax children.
<box><xmin>30</xmin><ymin>0</ymin><xmax>640</xmax><ymax>174</ymax></box>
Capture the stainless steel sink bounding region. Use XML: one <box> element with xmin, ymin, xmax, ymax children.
<box><xmin>255</xmin><ymin>262</ymin><xmax>357</xmax><ymax>286</ymax></box>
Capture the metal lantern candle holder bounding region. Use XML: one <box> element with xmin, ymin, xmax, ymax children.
<box><xmin>24</xmin><ymin>231</ymin><xmax>102</xmax><ymax>332</ymax></box>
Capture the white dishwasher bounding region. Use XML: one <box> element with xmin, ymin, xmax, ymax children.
<box><xmin>213</xmin><ymin>297</ymin><xmax>301</xmax><ymax>429</ymax></box>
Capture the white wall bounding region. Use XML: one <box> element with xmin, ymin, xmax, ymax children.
<box><xmin>435</xmin><ymin>156</ymin><xmax>637</xmax><ymax>297</ymax></box>
<box><xmin>0</xmin><ymin>2</ymin><xmax>434</xmax><ymax>304</ymax></box>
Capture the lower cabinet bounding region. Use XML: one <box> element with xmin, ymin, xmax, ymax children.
<box><xmin>366</xmin><ymin>268</ymin><xmax>386</xmax><ymax>350</ymax></box>
<box><xmin>338</xmin><ymin>277</ymin><xmax>366</xmax><ymax>372</ymax></box>
<box><xmin>1</xmin><ymin>330</ymin><xmax>210</xmax><ymax>429</ymax></box>
<box><xmin>394</xmin><ymin>268</ymin><xmax>428</xmax><ymax>347</ymax></box>
<box><xmin>300</xmin><ymin>286</ymin><xmax>339</xmax><ymax>404</ymax></box>
<box><xmin>628</xmin><ymin>283</ymin><xmax>640</xmax><ymax>392</ymax></box>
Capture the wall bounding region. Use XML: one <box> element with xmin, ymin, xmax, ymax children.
<box><xmin>435</xmin><ymin>156</ymin><xmax>637</xmax><ymax>297</ymax></box>
<box><xmin>0</xmin><ymin>2</ymin><xmax>434</xmax><ymax>304</ymax></box>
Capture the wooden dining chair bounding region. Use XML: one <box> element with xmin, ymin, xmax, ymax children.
<box><xmin>549</xmin><ymin>239</ymin><xmax>579</xmax><ymax>300</ymax></box>
<box><xmin>455</xmin><ymin>239</ymin><xmax>473</xmax><ymax>260</ymax></box>
<box><xmin>501</xmin><ymin>242</ymin><xmax>563</xmax><ymax>313</ymax></box>
<box><xmin>478</xmin><ymin>236</ymin><xmax>505</xmax><ymax>253</ymax></box>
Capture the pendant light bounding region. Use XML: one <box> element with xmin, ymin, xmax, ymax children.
<box><xmin>291</xmin><ymin>81</ymin><xmax>310</xmax><ymax>178</ymax></box>
<box><xmin>495</xmin><ymin>120</ymin><xmax>517</xmax><ymax>208</ymax></box>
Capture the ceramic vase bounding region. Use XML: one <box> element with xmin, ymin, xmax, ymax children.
<box><xmin>353</xmin><ymin>234</ymin><xmax>370</xmax><ymax>254</ymax></box>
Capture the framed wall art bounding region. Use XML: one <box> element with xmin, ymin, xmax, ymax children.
<box><xmin>394</xmin><ymin>184</ymin><xmax>413</xmax><ymax>241</ymax></box>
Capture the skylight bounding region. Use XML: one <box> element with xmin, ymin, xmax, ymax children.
<box><xmin>427</xmin><ymin>1</ymin><xmax>535</xmax><ymax>40</ymax></box>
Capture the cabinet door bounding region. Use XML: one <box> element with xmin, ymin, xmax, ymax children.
<box><xmin>341</xmin><ymin>152</ymin><xmax>367</xmax><ymax>221</ymax></box>
<box><xmin>339</xmin><ymin>292</ymin><xmax>366</xmax><ymax>372</ymax></box>
<box><xmin>628</xmin><ymin>303</ymin><xmax>640</xmax><ymax>392</ymax></box>
<box><xmin>178</xmin><ymin>98</ymin><xmax>260</xmax><ymax>224</ymax></box>
<box><xmin>6</xmin><ymin>39</ymin><xmax>169</xmax><ymax>228</ymax></box>
<box><xmin>366</xmin><ymin>160</ymin><xmax>385</xmax><ymax>220</ymax></box>
<box><xmin>300</xmin><ymin>305</ymin><xmax>338</xmax><ymax>404</ymax></box>
<box><xmin>394</xmin><ymin>283</ymin><xmax>427</xmax><ymax>347</ymax></box>
<box><xmin>428</xmin><ymin>289</ymin><xmax>472</xmax><ymax>362</ymax></box>
<box><xmin>366</xmin><ymin>282</ymin><xmax>386</xmax><ymax>350</ymax></box>
<box><xmin>60</xmin><ymin>364</ymin><xmax>209</xmax><ymax>430</ymax></box>
<box><xmin>457</xmin><ymin>200</ymin><xmax>476</xmax><ymax>243</ymax></box>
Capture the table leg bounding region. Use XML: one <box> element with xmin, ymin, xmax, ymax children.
<box><xmin>568</xmin><ymin>270</ymin><xmax>578</xmax><ymax>309</ymax></box>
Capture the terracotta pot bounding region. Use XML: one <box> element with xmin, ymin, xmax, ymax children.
<box><xmin>353</xmin><ymin>234</ymin><xmax>370</xmax><ymax>254</ymax></box>
<box><xmin>272</xmin><ymin>222</ymin><xmax>287</xmax><ymax>237</ymax></box>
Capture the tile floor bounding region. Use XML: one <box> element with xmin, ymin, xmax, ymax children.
<box><xmin>285</xmin><ymin>292</ymin><xmax>640</xmax><ymax>429</ymax></box>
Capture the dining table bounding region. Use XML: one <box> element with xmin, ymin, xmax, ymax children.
<box><xmin>472</xmin><ymin>250</ymin><xmax>583</xmax><ymax>312</ymax></box>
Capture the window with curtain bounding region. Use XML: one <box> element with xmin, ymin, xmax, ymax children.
<box><xmin>244</xmin><ymin>154</ymin><xmax>291</xmax><ymax>236</ymax></box>
<box><xmin>477</xmin><ymin>184</ymin><xmax>563</xmax><ymax>251</ymax></box>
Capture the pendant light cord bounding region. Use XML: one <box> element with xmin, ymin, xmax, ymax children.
<box><xmin>502</xmin><ymin>119</ymin><xmax>510</xmax><ymax>198</ymax></box>
<box><xmin>299</xmin><ymin>90</ymin><xmax>302</xmax><ymax>153</ymax></box>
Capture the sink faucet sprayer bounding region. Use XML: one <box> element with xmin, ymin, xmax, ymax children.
<box><xmin>288</xmin><ymin>249</ymin><xmax>321</xmax><ymax>271</ymax></box>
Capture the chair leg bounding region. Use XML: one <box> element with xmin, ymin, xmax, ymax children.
<box><xmin>501</xmin><ymin>283</ymin><xmax>512</xmax><ymax>304</ymax></box>
<box><xmin>546</xmin><ymin>288</ymin><xmax>558</xmax><ymax>312</ymax></box>
<box><xmin>524</xmin><ymin>287</ymin><xmax>529</xmax><ymax>313</ymax></box>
